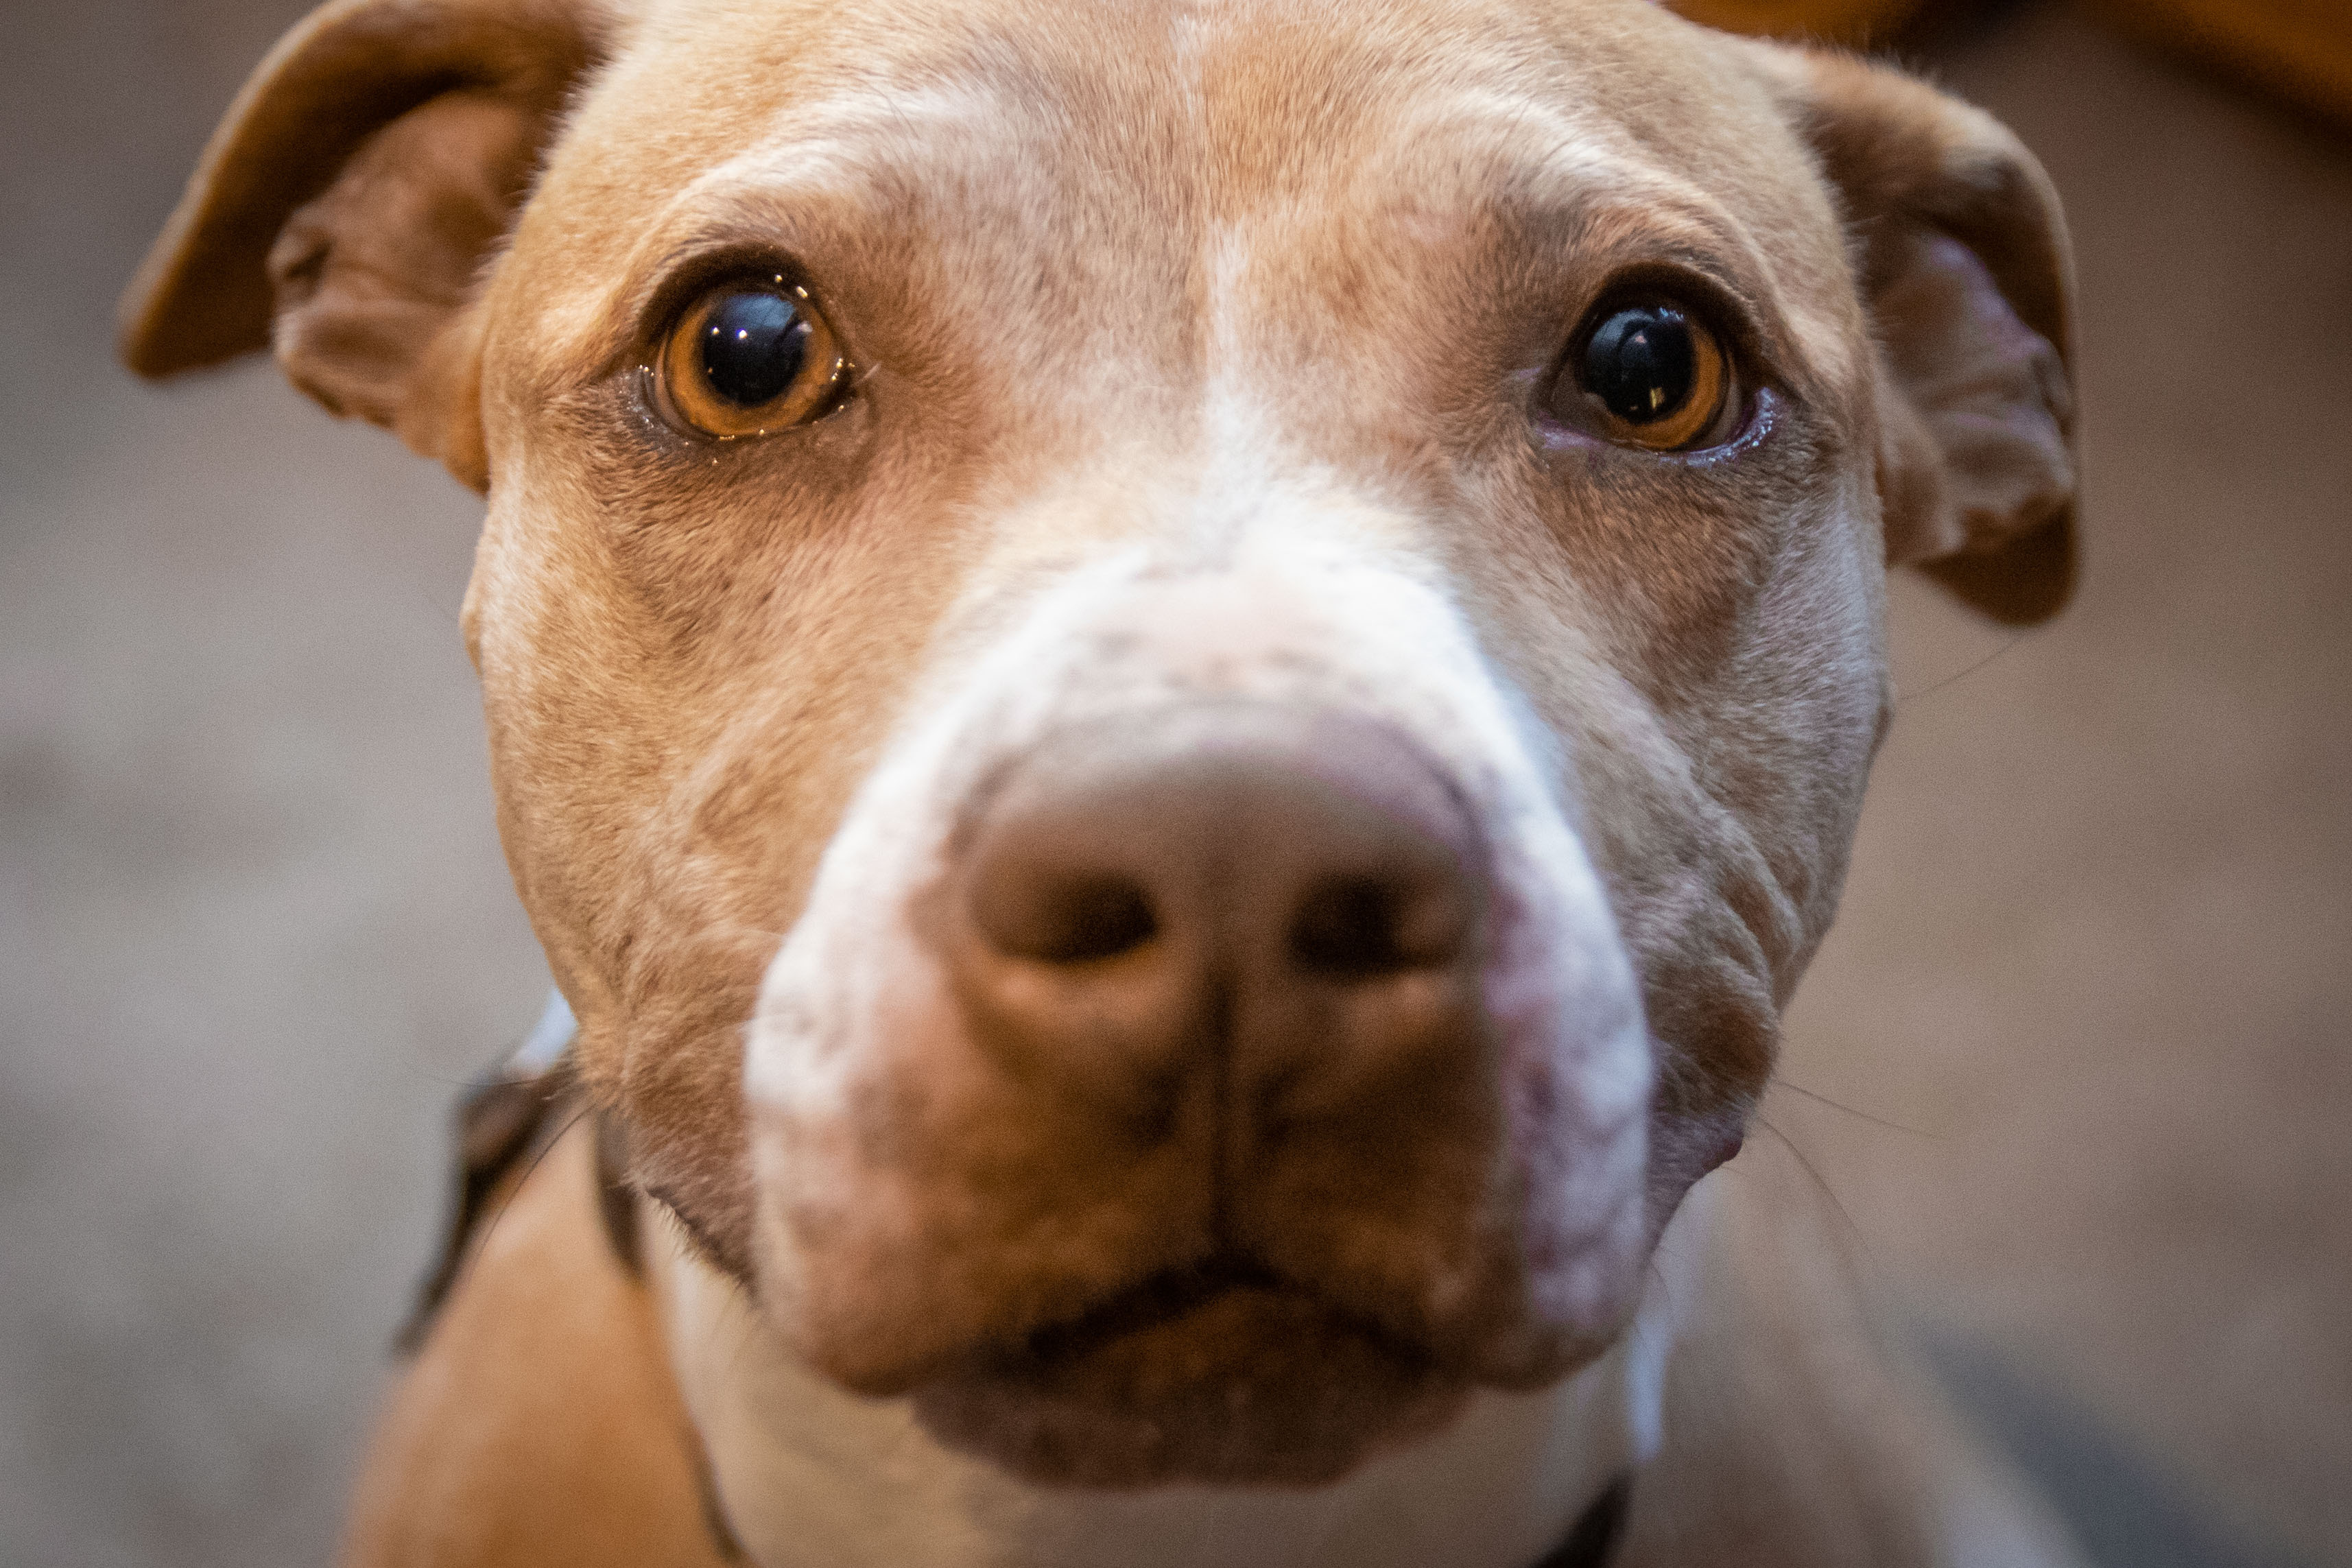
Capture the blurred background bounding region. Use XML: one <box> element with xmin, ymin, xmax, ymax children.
<box><xmin>1</xmin><ymin>0</ymin><xmax>2346</xmax><ymax>1564</ymax></box>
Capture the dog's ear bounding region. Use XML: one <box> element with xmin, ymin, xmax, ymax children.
<box><xmin>1758</xmin><ymin>47</ymin><xmax>2080</xmax><ymax>623</ymax></box>
<box><xmin>117</xmin><ymin>0</ymin><xmax>610</xmax><ymax>492</ymax></box>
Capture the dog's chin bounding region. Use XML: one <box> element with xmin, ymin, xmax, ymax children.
<box><xmin>908</xmin><ymin>1269</ymin><xmax>1471</xmax><ymax>1488</ymax></box>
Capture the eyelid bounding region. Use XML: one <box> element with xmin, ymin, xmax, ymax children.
<box><xmin>1573</xmin><ymin>263</ymin><xmax>1759</xmax><ymax>375</ymax></box>
<box><xmin>604</xmin><ymin>247</ymin><xmax>827</xmax><ymax>379</ymax></box>
<box><xmin>1541</xmin><ymin>287</ymin><xmax>1746</xmax><ymax>455</ymax></box>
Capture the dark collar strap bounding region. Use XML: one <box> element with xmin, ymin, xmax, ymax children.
<box><xmin>397</xmin><ymin>1053</ymin><xmax>581</xmax><ymax>1353</ymax></box>
<box><xmin>1531</xmin><ymin>1472</ymin><xmax>1635</xmax><ymax>1568</ymax></box>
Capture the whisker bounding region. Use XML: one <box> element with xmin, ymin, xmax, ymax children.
<box><xmin>409</xmin><ymin>580</ymin><xmax>463</xmax><ymax>628</ymax></box>
<box><xmin>1894</xmin><ymin>630</ymin><xmax>2029</xmax><ymax>706</ymax></box>
<box><xmin>1753</xmin><ymin>1113</ymin><xmax>1880</xmax><ymax>1270</ymax></box>
<box><xmin>1768</xmin><ymin>1076</ymin><xmax>1938</xmax><ymax>1139</ymax></box>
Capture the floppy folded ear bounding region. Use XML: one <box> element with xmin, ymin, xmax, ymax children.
<box><xmin>1763</xmin><ymin>48</ymin><xmax>2081</xmax><ymax>623</ymax></box>
<box><xmin>117</xmin><ymin>0</ymin><xmax>608</xmax><ymax>491</ymax></box>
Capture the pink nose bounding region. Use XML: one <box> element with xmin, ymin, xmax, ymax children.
<box><xmin>938</xmin><ymin>705</ymin><xmax>1490</xmax><ymax>1154</ymax></box>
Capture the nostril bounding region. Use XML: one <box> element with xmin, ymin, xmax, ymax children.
<box><xmin>1290</xmin><ymin>876</ymin><xmax>1462</xmax><ymax>977</ymax></box>
<box><xmin>982</xmin><ymin>874</ymin><xmax>1159</xmax><ymax>964</ymax></box>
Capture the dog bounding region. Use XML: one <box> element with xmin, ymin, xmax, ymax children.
<box><xmin>121</xmin><ymin>0</ymin><xmax>2089</xmax><ymax>1562</ymax></box>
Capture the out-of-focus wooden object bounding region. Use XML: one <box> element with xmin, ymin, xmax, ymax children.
<box><xmin>1666</xmin><ymin>0</ymin><xmax>1920</xmax><ymax>43</ymax></box>
<box><xmin>1669</xmin><ymin>0</ymin><xmax>2352</xmax><ymax>131</ymax></box>
<box><xmin>2082</xmin><ymin>0</ymin><xmax>2352</xmax><ymax>130</ymax></box>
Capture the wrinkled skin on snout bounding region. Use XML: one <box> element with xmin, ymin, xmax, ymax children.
<box><xmin>124</xmin><ymin>0</ymin><xmax>2076</xmax><ymax>1493</ymax></box>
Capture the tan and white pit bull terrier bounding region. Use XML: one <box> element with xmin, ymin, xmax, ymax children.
<box><xmin>123</xmin><ymin>0</ymin><xmax>2087</xmax><ymax>1562</ymax></box>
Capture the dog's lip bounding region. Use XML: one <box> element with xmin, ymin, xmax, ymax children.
<box><xmin>971</xmin><ymin>1254</ymin><xmax>1432</xmax><ymax>1376</ymax></box>
<box><xmin>1025</xmin><ymin>1257</ymin><xmax>1275</xmax><ymax>1362</ymax></box>
<box><xmin>910</xmin><ymin>1255</ymin><xmax>1464</xmax><ymax>1488</ymax></box>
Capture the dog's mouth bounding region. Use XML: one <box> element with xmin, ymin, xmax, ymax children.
<box><xmin>909</xmin><ymin>1257</ymin><xmax>1470</xmax><ymax>1488</ymax></box>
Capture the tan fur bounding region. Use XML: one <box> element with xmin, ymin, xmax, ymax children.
<box><xmin>343</xmin><ymin>1123</ymin><xmax>728</xmax><ymax>1567</ymax></box>
<box><xmin>125</xmin><ymin>0</ymin><xmax>2084</xmax><ymax>1558</ymax></box>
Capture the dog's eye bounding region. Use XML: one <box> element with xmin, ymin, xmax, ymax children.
<box><xmin>660</xmin><ymin>279</ymin><xmax>845</xmax><ymax>438</ymax></box>
<box><xmin>1555</xmin><ymin>300</ymin><xmax>1735</xmax><ymax>451</ymax></box>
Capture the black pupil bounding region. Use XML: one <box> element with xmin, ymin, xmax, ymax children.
<box><xmin>1581</xmin><ymin>305</ymin><xmax>1696</xmax><ymax>425</ymax></box>
<box><xmin>698</xmin><ymin>291</ymin><xmax>811</xmax><ymax>407</ymax></box>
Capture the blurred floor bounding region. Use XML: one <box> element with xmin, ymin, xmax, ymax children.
<box><xmin>0</xmin><ymin>2</ymin><xmax>2345</xmax><ymax>1566</ymax></box>
<box><xmin>1775</xmin><ymin>5</ymin><xmax>2352</xmax><ymax>1563</ymax></box>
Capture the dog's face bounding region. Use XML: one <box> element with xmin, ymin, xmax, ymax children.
<box><xmin>126</xmin><ymin>0</ymin><xmax>2074</xmax><ymax>1489</ymax></box>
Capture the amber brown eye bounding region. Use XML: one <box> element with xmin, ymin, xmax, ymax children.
<box><xmin>661</xmin><ymin>278</ymin><xmax>844</xmax><ymax>437</ymax></box>
<box><xmin>1560</xmin><ymin>300</ymin><xmax>1733</xmax><ymax>451</ymax></box>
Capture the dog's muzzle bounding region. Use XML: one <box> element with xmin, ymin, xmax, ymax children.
<box><xmin>744</xmin><ymin>537</ymin><xmax>1653</xmax><ymax>1484</ymax></box>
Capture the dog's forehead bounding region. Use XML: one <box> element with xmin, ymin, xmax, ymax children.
<box><xmin>510</xmin><ymin>0</ymin><xmax>1845</xmax><ymax>368</ymax></box>
<box><xmin>585</xmin><ymin>0</ymin><xmax>1738</xmax><ymax>158</ymax></box>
